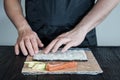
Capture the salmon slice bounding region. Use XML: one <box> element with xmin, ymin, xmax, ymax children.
<box><xmin>46</xmin><ymin>62</ymin><xmax>77</xmax><ymax>71</ymax></box>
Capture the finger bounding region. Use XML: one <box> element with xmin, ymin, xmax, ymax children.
<box><xmin>15</xmin><ymin>43</ymin><xmax>19</xmax><ymax>55</ymax></box>
<box><xmin>61</xmin><ymin>42</ymin><xmax>74</xmax><ymax>52</ymax></box>
<box><xmin>52</xmin><ymin>38</ymin><xmax>71</xmax><ymax>53</ymax></box>
<box><xmin>37</xmin><ymin>37</ymin><xmax>44</xmax><ymax>47</ymax></box>
<box><xmin>19</xmin><ymin>41</ymin><xmax>28</xmax><ymax>56</ymax></box>
<box><xmin>31</xmin><ymin>38</ymin><xmax>39</xmax><ymax>54</ymax></box>
<box><xmin>43</xmin><ymin>39</ymin><xmax>59</xmax><ymax>54</ymax></box>
<box><xmin>25</xmin><ymin>39</ymin><xmax>34</xmax><ymax>56</ymax></box>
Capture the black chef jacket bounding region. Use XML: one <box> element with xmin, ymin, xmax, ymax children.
<box><xmin>25</xmin><ymin>0</ymin><xmax>97</xmax><ymax>47</ymax></box>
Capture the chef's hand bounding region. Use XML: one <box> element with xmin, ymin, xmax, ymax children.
<box><xmin>15</xmin><ymin>28</ymin><xmax>44</xmax><ymax>56</ymax></box>
<box><xmin>43</xmin><ymin>27</ymin><xmax>87</xmax><ymax>53</ymax></box>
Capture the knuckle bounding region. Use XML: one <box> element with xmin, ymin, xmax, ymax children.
<box><xmin>24</xmin><ymin>37</ymin><xmax>29</xmax><ymax>41</ymax></box>
<box><xmin>27</xmin><ymin>47</ymin><xmax>31</xmax><ymax>51</ymax></box>
<box><xmin>55</xmin><ymin>43</ymin><xmax>60</xmax><ymax>47</ymax></box>
<box><xmin>19</xmin><ymin>41</ymin><xmax>23</xmax><ymax>45</ymax></box>
<box><xmin>33</xmin><ymin>32</ymin><xmax>37</xmax><ymax>36</ymax></box>
<box><xmin>56</xmin><ymin>37</ymin><xmax>62</xmax><ymax>39</ymax></box>
<box><xmin>30</xmin><ymin>35</ymin><xmax>35</xmax><ymax>40</ymax></box>
<box><xmin>52</xmin><ymin>39</ymin><xmax>58</xmax><ymax>42</ymax></box>
<box><xmin>25</xmin><ymin>41</ymin><xmax>29</xmax><ymax>46</ymax></box>
<box><xmin>57</xmin><ymin>38</ymin><xmax>64</xmax><ymax>42</ymax></box>
<box><xmin>72</xmin><ymin>43</ymin><xmax>78</xmax><ymax>46</ymax></box>
<box><xmin>59</xmin><ymin>38</ymin><xmax>64</xmax><ymax>41</ymax></box>
<box><xmin>33</xmin><ymin>43</ymin><xmax>37</xmax><ymax>48</ymax></box>
<box><xmin>32</xmin><ymin>38</ymin><xmax>36</xmax><ymax>42</ymax></box>
<box><xmin>34</xmin><ymin>47</ymin><xmax>38</xmax><ymax>50</ymax></box>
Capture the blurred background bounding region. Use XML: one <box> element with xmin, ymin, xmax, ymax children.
<box><xmin>0</xmin><ymin>0</ymin><xmax>120</xmax><ymax>46</ymax></box>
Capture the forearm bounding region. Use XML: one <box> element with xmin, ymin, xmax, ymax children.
<box><xmin>75</xmin><ymin>0</ymin><xmax>120</xmax><ymax>33</ymax></box>
<box><xmin>4</xmin><ymin>0</ymin><xmax>31</xmax><ymax>32</ymax></box>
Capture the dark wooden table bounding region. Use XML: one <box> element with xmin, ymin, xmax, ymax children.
<box><xmin>0</xmin><ymin>46</ymin><xmax>120</xmax><ymax>80</ymax></box>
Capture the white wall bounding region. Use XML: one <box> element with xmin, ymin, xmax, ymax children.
<box><xmin>0</xmin><ymin>0</ymin><xmax>120</xmax><ymax>46</ymax></box>
<box><xmin>96</xmin><ymin>4</ymin><xmax>120</xmax><ymax>46</ymax></box>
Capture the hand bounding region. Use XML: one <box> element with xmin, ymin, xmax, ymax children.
<box><xmin>15</xmin><ymin>28</ymin><xmax>44</xmax><ymax>56</ymax></box>
<box><xmin>43</xmin><ymin>27</ymin><xmax>87</xmax><ymax>53</ymax></box>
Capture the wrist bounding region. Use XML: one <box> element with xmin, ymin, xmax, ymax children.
<box><xmin>72</xmin><ymin>24</ymin><xmax>89</xmax><ymax>36</ymax></box>
<box><xmin>17</xmin><ymin>25</ymin><xmax>32</xmax><ymax>32</ymax></box>
<box><xmin>17</xmin><ymin>21</ymin><xmax>32</xmax><ymax>33</ymax></box>
<box><xmin>17</xmin><ymin>26</ymin><xmax>32</xmax><ymax>36</ymax></box>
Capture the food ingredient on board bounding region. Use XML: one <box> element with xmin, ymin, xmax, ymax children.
<box><xmin>32</xmin><ymin>63</ymin><xmax>46</xmax><ymax>70</ymax></box>
<box><xmin>25</xmin><ymin>61</ymin><xmax>46</xmax><ymax>70</ymax></box>
<box><xmin>46</xmin><ymin>61</ymin><xmax>77</xmax><ymax>71</ymax></box>
<box><xmin>33</xmin><ymin>49</ymin><xmax>87</xmax><ymax>61</ymax></box>
<box><xmin>24</xmin><ymin>61</ymin><xmax>78</xmax><ymax>71</ymax></box>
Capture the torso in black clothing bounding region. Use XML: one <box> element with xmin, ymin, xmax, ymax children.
<box><xmin>25</xmin><ymin>0</ymin><xmax>97</xmax><ymax>46</ymax></box>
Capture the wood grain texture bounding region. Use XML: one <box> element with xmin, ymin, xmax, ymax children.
<box><xmin>0</xmin><ymin>46</ymin><xmax>120</xmax><ymax>80</ymax></box>
<box><xmin>22</xmin><ymin>50</ymin><xmax>103</xmax><ymax>75</ymax></box>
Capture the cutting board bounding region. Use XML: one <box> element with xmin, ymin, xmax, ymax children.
<box><xmin>22</xmin><ymin>50</ymin><xmax>103</xmax><ymax>75</ymax></box>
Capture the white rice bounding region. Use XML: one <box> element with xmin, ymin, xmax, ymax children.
<box><xmin>33</xmin><ymin>49</ymin><xmax>88</xmax><ymax>61</ymax></box>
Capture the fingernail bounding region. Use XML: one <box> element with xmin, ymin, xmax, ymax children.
<box><xmin>24</xmin><ymin>54</ymin><xmax>28</xmax><ymax>56</ymax></box>
<box><xmin>35</xmin><ymin>51</ymin><xmax>38</xmax><ymax>54</ymax></box>
<box><xmin>41</xmin><ymin>44</ymin><xmax>44</xmax><ymax>47</ymax></box>
<box><xmin>16</xmin><ymin>54</ymin><xmax>19</xmax><ymax>56</ymax></box>
<box><xmin>16</xmin><ymin>52</ymin><xmax>19</xmax><ymax>55</ymax></box>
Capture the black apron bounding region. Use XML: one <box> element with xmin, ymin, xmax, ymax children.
<box><xmin>25</xmin><ymin>0</ymin><xmax>97</xmax><ymax>47</ymax></box>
